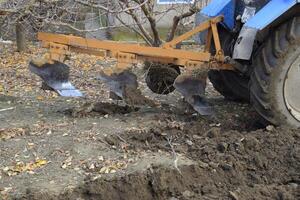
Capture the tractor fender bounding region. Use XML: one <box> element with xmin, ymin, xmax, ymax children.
<box><xmin>233</xmin><ymin>0</ymin><xmax>299</xmax><ymax>60</ymax></box>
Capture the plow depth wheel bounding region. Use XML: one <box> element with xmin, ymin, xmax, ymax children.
<box><xmin>145</xmin><ymin>64</ymin><xmax>180</xmax><ymax>95</ymax></box>
<box><xmin>250</xmin><ymin>16</ymin><xmax>300</xmax><ymax>127</ymax></box>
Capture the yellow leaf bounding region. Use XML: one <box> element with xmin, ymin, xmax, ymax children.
<box><xmin>35</xmin><ymin>159</ymin><xmax>47</xmax><ymax>166</ymax></box>
<box><xmin>36</xmin><ymin>95</ymin><xmax>44</xmax><ymax>100</ymax></box>
<box><xmin>0</xmin><ymin>84</ymin><xmax>4</xmax><ymax>92</ymax></box>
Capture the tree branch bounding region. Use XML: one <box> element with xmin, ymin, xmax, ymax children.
<box><xmin>166</xmin><ymin>6</ymin><xmax>199</xmax><ymax>42</ymax></box>
<box><xmin>75</xmin><ymin>0</ymin><xmax>150</xmax><ymax>14</ymax></box>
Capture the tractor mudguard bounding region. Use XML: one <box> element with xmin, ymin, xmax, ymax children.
<box><xmin>233</xmin><ymin>0</ymin><xmax>299</xmax><ymax>60</ymax></box>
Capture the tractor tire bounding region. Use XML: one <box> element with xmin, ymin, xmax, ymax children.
<box><xmin>250</xmin><ymin>16</ymin><xmax>300</xmax><ymax>127</ymax></box>
<box><xmin>208</xmin><ymin>26</ymin><xmax>250</xmax><ymax>102</ymax></box>
<box><xmin>208</xmin><ymin>70</ymin><xmax>250</xmax><ymax>102</ymax></box>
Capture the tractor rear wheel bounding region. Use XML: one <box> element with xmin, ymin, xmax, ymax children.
<box><xmin>250</xmin><ymin>16</ymin><xmax>300</xmax><ymax>127</ymax></box>
<box><xmin>208</xmin><ymin>27</ymin><xmax>250</xmax><ymax>102</ymax></box>
<box><xmin>208</xmin><ymin>70</ymin><xmax>250</xmax><ymax>102</ymax></box>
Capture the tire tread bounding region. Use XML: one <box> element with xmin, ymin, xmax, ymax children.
<box><xmin>250</xmin><ymin>16</ymin><xmax>300</xmax><ymax>126</ymax></box>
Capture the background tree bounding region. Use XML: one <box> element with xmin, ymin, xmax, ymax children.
<box><xmin>0</xmin><ymin>0</ymin><xmax>209</xmax><ymax>49</ymax></box>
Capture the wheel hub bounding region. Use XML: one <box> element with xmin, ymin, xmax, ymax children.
<box><xmin>284</xmin><ymin>55</ymin><xmax>300</xmax><ymax>121</ymax></box>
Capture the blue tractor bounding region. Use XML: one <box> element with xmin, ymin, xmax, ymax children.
<box><xmin>195</xmin><ymin>0</ymin><xmax>300</xmax><ymax>127</ymax></box>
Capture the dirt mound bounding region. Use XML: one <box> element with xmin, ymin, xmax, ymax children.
<box><xmin>102</xmin><ymin>122</ymin><xmax>300</xmax><ymax>200</ymax></box>
<box><xmin>23</xmin><ymin>138</ymin><xmax>300</xmax><ymax>200</ymax></box>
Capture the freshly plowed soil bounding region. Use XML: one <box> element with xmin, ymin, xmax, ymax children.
<box><xmin>0</xmin><ymin>45</ymin><xmax>299</xmax><ymax>200</ymax></box>
<box><xmin>64</xmin><ymin>102</ymin><xmax>139</xmax><ymax>117</ymax></box>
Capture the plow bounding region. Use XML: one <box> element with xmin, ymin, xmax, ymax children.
<box><xmin>29</xmin><ymin>0</ymin><xmax>300</xmax><ymax>127</ymax></box>
<box><xmin>30</xmin><ymin>15</ymin><xmax>229</xmax><ymax>115</ymax></box>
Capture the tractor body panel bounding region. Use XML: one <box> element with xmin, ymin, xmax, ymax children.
<box><xmin>196</xmin><ymin>0</ymin><xmax>299</xmax><ymax>60</ymax></box>
<box><xmin>244</xmin><ymin>0</ymin><xmax>297</xmax><ymax>30</ymax></box>
<box><xmin>196</xmin><ymin>0</ymin><xmax>270</xmax><ymax>32</ymax></box>
<box><xmin>200</xmin><ymin>0</ymin><xmax>236</xmax><ymax>29</ymax></box>
<box><xmin>195</xmin><ymin>0</ymin><xmax>235</xmax><ymax>44</ymax></box>
<box><xmin>233</xmin><ymin>0</ymin><xmax>299</xmax><ymax>60</ymax></box>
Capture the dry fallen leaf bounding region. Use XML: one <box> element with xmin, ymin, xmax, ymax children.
<box><xmin>61</xmin><ymin>164</ymin><xmax>67</xmax><ymax>169</ymax></box>
<box><xmin>61</xmin><ymin>156</ymin><xmax>73</xmax><ymax>169</ymax></box>
<box><xmin>0</xmin><ymin>128</ymin><xmax>27</xmax><ymax>140</ymax></box>
<box><xmin>2</xmin><ymin>159</ymin><xmax>48</xmax><ymax>176</ymax></box>
<box><xmin>98</xmin><ymin>156</ymin><xmax>104</xmax><ymax>161</ymax></box>
<box><xmin>98</xmin><ymin>160</ymin><xmax>128</xmax><ymax>174</ymax></box>
<box><xmin>27</xmin><ymin>142</ymin><xmax>35</xmax><ymax>147</ymax></box>
<box><xmin>36</xmin><ymin>95</ymin><xmax>44</xmax><ymax>101</ymax></box>
<box><xmin>0</xmin><ymin>84</ymin><xmax>4</xmax><ymax>92</ymax></box>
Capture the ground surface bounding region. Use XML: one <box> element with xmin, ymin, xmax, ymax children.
<box><xmin>0</xmin><ymin>45</ymin><xmax>299</xmax><ymax>200</ymax></box>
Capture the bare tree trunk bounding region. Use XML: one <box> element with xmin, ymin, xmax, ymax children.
<box><xmin>16</xmin><ymin>22</ymin><xmax>26</xmax><ymax>52</ymax></box>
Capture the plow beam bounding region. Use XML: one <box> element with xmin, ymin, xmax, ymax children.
<box><xmin>37</xmin><ymin>16</ymin><xmax>232</xmax><ymax>71</ymax></box>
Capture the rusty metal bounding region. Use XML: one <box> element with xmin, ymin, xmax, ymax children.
<box><xmin>37</xmin><ymin>16</ymin><xmax>233</xmax><ymax>71</ymax></box>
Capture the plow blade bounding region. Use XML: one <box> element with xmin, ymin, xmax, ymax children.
<box><xmin>174</xmin><ymin>74</ymin><xmax>213</xmax><ymax>116</ymax></box>
<box><xmin>97</xmin><ymin>69</ymin><xmax>138</xmax><ymax>99</ymax></box>
<box><xmin>29</xmin><ymin>60</ymin><xmax>83</xmax><ymax>97</ymax></box>
<box><xmin>98</xmin><ymin>69</ymin><xmax>157</xmax><ymax>107</ymax></box>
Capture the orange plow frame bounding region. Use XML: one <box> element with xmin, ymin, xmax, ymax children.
<box><xmin>37</xmin><ymin>16</ymin><xmax>233</xmax><ymax>71</ymax></box>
